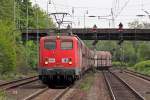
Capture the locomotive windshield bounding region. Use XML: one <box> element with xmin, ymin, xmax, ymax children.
<box><xmin>61</xmin><ymin>41</ymin><xmax>73</xmax><ymax>50</ymax></box>
<box><xmin>44</xmin><ymin>40</ymin><xmax>56</xmax><ymax>50</ymax></box>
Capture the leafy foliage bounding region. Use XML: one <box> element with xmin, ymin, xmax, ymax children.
<box><xmin>0</xmin><ymin>90</ymin><xmax>6</xmax><ymax>100</ymax></box>
<box><xmin>0</xmin><ymin>0</ymin><xmax>14</xmax><ymax>20</ymax></box>
<box><xmin>0</xmin><ymin>0</ymin><xmax>55</xmax><ymax>76</ymax></box>
<box><xmin>137</xmin><ymin>42</ymin><xmax>150</xmax><ymax>61</ymax></box>
<box><xmin>112</xmin><ymin>61</ymin><xmax>128</xmax><ymax>67</ymax></box>
<box><xmin>0</xmin><ymin>20</ymin><xmax>16</xmax><ymax>74</ymax></box>
<box><xmin>26</xmin><ymin>41</ymin><xmax>38</xmax><ymax>69</ymax></box>
<box><xmin>128</xmin><ymin>20</ymin><xmax>143</xmax><ymax>29</ymax></box>
<box><xmin>15</xmin><ymin>0</ymin><xmax>55</xmax><ymax>28</ymax></box>
<box><xmin>134</xmin><ymin>60</ymin><xmax>150</xmax><ymax>75</ymax></box>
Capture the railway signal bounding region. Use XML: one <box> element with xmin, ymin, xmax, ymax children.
<box><xmin>92</xmin><ymin>24</ymin><xmax>98</xmax><ymax>46</ymax></box>
<box><xmin>118</xmin><ymin>22</ymin><xmax>124</xmax><ymax>45</ymax></box>
<box><xmin>118</xmin><ymin>22</ymin><xmax>123</xmax><ymax>32</ymax></box>
<box><xmin>67</xmin><ymin>24</ymin><xmax>72</xmax><ymax>35</ymax></box>
<box><xmin>92</xmin><ymin>24</ymin><xmax>97</xmax><ymax>32</ymax></box>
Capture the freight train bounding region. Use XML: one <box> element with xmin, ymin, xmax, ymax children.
<box><xmin>38</xmin><ymin>35</ymin><xmax>112</xmax><ymax>84</ymax></box>
<box><xmin>95</xmin><ymin>51</ymin><xmax>112</xmax><ymax>70</ymax></box>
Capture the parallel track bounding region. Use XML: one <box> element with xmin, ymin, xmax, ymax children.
<box><xmin>103</xmin><ymin>71</ymin><xmax>145</xmax><ymax>100</ymax></box>
<box><xmin>53</xmin><ymin>85</ymin><xmax>72</xmax><ymax>100</ymax></box>
<box><xmin>124</xmin><ymin>70</ymin><xmax>150</xmax><ymax>81</ymax></box>
<box><xmin>0</xmin><ymin>76</ymin><xmax>38</xmax><ymax>90</ymax></box>
<box><xmin>22</xmin><ymin>75</ymin><xmax>84</xmax><ymax>100</ymax></box>
<box><xmin>23</xmin><ymin>87</ymin><xmax>49</xmax><ymax>100</ymax></box>
<box><xmin>23</xmin><ymin>84</ymin><xmax>72</xmax><ymax>100</ymax></box>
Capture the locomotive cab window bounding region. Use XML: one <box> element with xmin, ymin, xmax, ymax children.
<box><xmin>61</xmin><ymin>41</ymin><xmax>73</xmax><ymax>50</ymax></box>
<box><xmin>44</xmin><ymin>40</ymin><xmax>56</xmax><ymax>50</ymax></box>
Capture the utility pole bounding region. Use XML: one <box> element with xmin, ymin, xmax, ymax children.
<box><xmin>14</xmin><ymin>0</ymin><xmax>16</xmax><ymax>25</ymax></box>
<box><xmin>84</xmin><ymin>10</ymin><xmax>88</xmax><ymax>28</ymax></box>
<box><xmin>35</xmin><ymin>0</ymin><xmax>39</xmax><ymax>67</ymax></box>
<box><xmin>84</xmin><ymin>14</ymin><xmax>85</xmax><ymax>28</ymax></box>
<box><xmin>26</xmin><ymin>0</ymin><xmax>29</xmax><ymax>65</ymax></box>
<box><xmin>72</xmin><ymin>7</ymin><xmax>75</xmax><ymax>27</ymax></box>
<box><xmin>47</xmin><ymin>0</ymin><xmax>51</xmax><ymax>28</ymax></box>
<box><xmin>111</xmin><ymin>8</ymin><xmax>115</xmax><ymax>28</ymax></box>
<box><xmin>117</xmin><ymin>22</ymin><xmax>124</xmax><ymax>72</ymax></box>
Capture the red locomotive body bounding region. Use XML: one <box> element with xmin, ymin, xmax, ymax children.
<box><xmin>38</xmin><ymin>35</ymin><xmax>94</xmax><ymax>83</ymax></box>
<box><xmin>96</xmin><ymin>51</ymin><xmax>112</xmax><ymax>70</ymax></box>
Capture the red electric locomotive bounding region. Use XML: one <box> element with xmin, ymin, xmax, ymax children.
<box><xmin>96</xmin><ymin>51</ymin><xmax>112</xmax><ymax>70</ymax></box>
<box><xmin>38</xmin><ymin>35</ymin><xmax>94</xmax><ymax>83</ymax></box>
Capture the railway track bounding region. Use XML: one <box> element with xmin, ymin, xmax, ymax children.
<box><xmin>0</xmin><ymin>76</ymin><xmax>38</xmax><ymax>90</ymax></box>
<box><xmin>103</xmin><ymin>71</ymin><xmax>145</xmax><ymax>100</ymax></box>
<box><xmin>53</xmin><ymin>85</ymin><xmax>72</xmax><ymax>100</ymax></box>
<box><xmin>22</xmin><ymin>74</ymin><xmax>85</xmax><ymax>100</ymax></box>
<box><xmin>22</xmin><ymin>84</ymin><xmax>72</xmax><ymax>100</ymax></box>
<box><xmin>23</xmin><ymin>87</ymin><xmax>49</xmax><ymax>100</ymax></box>
<box><xmin>124</xmin><ymin>69</ymin><xmax>150</xmax><ymax>82</ymax></box>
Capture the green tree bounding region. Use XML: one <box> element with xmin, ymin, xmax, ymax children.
<box><xmin>0</xmin><ymin>20</ymin><xmax>16</xmax><ymax>74</ymax></box>
<box><xmin>128</xmin><ymin>20</ymin><xmax>143</xmax><ymax>29</ymax></box>
<box><xmin>128</xmin><ymin>20</ymin><xmax>150</xmax><ymax>66</ymax></box>
<box><xmin>0</xmin><ymin>0</ymin><xmax>55</xmax><ymax>75</ymax></box>
<box><xmin>0</xmin><ymin>0</ymin><xmax>14</xmax><ymax>21</ymax></box>
<box><xmin>26</xmin><ymin>41</ymin><xmax>38</xmax><ymax>69</ymax></box>
<box><xmin>137</xmin><ymin>42</ymin><xmax>150</xmax><ymax>61</ymax></box>
<box><xmin>123</xmin><ymin>42</ymin><xmax>137</xmax><ymax>65</ymax></box>
<box><xmin>15</xmin><ymin>0</ymin><xmax>55</xmax><ymax>29</ymax></box>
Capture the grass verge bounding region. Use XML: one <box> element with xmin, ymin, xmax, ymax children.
<box><xmin>0</xmin><ymin>90</ymin><xmax>6</xmax><ymax>100</ymax></box>
<box><xmin>0</xmin><ymin>70</ymin><xmax>37</xmax><ymax>81</ymax></box>
<box><xmin>79</xmin><ymin>72</ymin><xmax>94</xmax><ymax>91</ymax></box>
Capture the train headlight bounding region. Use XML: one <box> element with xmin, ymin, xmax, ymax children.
<box><xmin>45</xmin><ymin>57</ymin><xmax>49</xmax><ymax>65</ymax></box>
<box><xmin>68</xmin><ymin>58</ymin><xmax>72</xmax><ymax>64</ymax></box>
<box><xmin>56</xmin><ymin>36</ymin><xmax>60</xmax><ymax>39</ymax></box>
<box><xmin>45</xmin><ymin>61</ymin><xmax>48</xmax><ymax>65</ymax></box>
<box><xmin>69</xmin><ymin>61</ymin><xmax>72</xmax><ymax>65</ymax></box>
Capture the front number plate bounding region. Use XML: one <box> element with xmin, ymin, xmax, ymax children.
<box><xmin>62</xmin><ymin>58</ymin><xmax>69</xmax><ymax>63</ymax></box>
<box><xmin>49</xmin><ymin>58</ymin><xmax>55</xmax><ymax>63</ymax></box>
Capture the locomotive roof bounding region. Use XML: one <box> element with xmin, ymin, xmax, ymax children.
<box><xmin>41</xmin><ymin>35</ymin><xmax>78</xmax><ymax>40</ymax></box>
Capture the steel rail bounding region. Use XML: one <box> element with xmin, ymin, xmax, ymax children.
<box><xmin>104</xmin><ymin>71</ymin><xmax>145</xmax><ymax>100</ymax></box>
<box><xmin>53</xmin><ymin>85</ymin><xmax>72</xmax><ymax>100</ymax></box>
<box><xmin>110</xmin><ymin>71</ymin><xmax>145</xmax><ymax>100</ymax></box>
<box><xmin>0</xmin><ymin>76</ymin><xmax>38</xmax><ymax>90</ymax></box>
<box><xmin>0</xmin><ymin>76</ymin><xmax>38</xmax><ymax>87</ymax></box>
<box><xmin>103</xmin><ymin>71</ymin><xmax>116</xmax><ymax>100</ymax></box>
<box><xmin>124</xmin><ymin>69</ymin><xmax>150</xmax><ymax>81</ymax></box>
<box><xmin>23</xmin><ymin>87</ymin><xmax>49</xmax><ymax>100</ymax></box>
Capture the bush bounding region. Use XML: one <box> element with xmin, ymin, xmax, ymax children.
<box><xmin>112</xmin><ymin>61</ymin><xmax>128</xmax><ymax>67</ymax></box>
<box><xmin>133</xmin><ymin>60</ymin><xmax>150</xmax><ymax>75</ymax></box>
<box><xmin>0</xmin><ymin>90</ymin><xmax>6</xmax><ymax>100</ymax></box>
<box><xmin>26</xmin><ymin>41</ymin><xmax>38</xmax><ymax>69</ymax></box>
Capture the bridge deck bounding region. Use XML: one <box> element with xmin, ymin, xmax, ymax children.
<box><xmin>21</xmin><ymin>28</ymin><xmax>150</xmax><ymax>41</ymax></box>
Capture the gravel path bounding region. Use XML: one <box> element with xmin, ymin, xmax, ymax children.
<box><xmin>62</xmin><ymin>72</ymin><xmax>111</xmax><ymax>100</ymax></box>
<box><xmin>87</xmin><ymin>72</ymin><xmax>111</xmax><ymax>100</ymax></box>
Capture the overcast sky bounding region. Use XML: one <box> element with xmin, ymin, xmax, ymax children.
<box><xmin>31</xmin><ymin>0</ymin><xmax>150</xmax><ymax>28</ymax></box>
